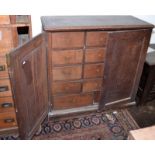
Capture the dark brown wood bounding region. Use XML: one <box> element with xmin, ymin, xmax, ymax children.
<box><xmin>99</xmin><ymin>29</ymin><xmax>152</xmax><ymax>109</ymax></box>
<box><xmin>41</xmin><ymin>16</ymin><xmax>154</xmax><ymax>31</ymax></box>
<box><xmin>8</xmin><ymin>34</ymin><xmax>49</xmax><ymax>139</ymax></box>
<box><xmin>53</xmin><ymin>93</ymin><xmax>93</xmax><ymax>110</ymax></box>
<box><xmin>137</xmin><ymin>51</ymin><xmax>155</xmax><ymax>104</ymax></box>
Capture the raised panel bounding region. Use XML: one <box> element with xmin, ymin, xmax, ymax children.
<box><xmin>100</xmin><ymin>29</ymin><xmax>152</xmax><ymax>109</ymax></box>
<box><xmin>52</xmin><ymin>49</ymin><xmax>83</xmax><ymax>65</ymax></box>
<box><xmin>9</xmin><ymin>34</ymin><xmax>49</xmax><ymax>139</ymax></box>
<box><xmin>51</xmin><ymin>32</ymin><xmax>84</xmax><ymax>49</ymax></box>
<box><xmin>53</xmin><ymin>65</ymin><xmax>82</xmax><ymax>81</ymax></box>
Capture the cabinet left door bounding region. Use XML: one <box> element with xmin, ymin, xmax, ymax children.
<box><xmin>8</xmin><ymin>33</ymin><xmax>49</xmax><ymax>139</ymax></box>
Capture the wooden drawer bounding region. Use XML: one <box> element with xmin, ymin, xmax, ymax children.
<box><xmin>86</xmin><ymin>31</ymin><xmax>108</xmax><ymax>47</ymax></box>
<box><xmin>83</xmin><ymin>79</ymin><xmax>102</xmax><ymax>92</ymax></box>
<box><xmin>53</xmin><ymin>93</ymin><xmax>93</xmax><ymax>110</ymax></box>
<box><xmin>52</xmin><ymin>81</ymin><xmax>81</xmax><ymax>95</ymax></box>
<box><xmin>84</xmin><ymin>63</ymin><xmax>104</xmax><ymax>78</ymax></box>
<box><xmin>52</xmin><ymin>49</ymin><xmax>83</xmax><ymax>65</ymax></box>
<box><xmin>0</xmin><ymin>112</ymin><xmax>17</xmax><ymax>129</ymax></box>
<box><xmin>51</xmin><ymin>32</ymin><xmax>84</xmax><ymax>49</ymax></box>
<box><xmin>0</xmin><ymin>27</ymin><xmax>13</xmax><ymax>50</ymax></box>
<box><xmin>0</xmin><ymin>97</ymin><xmax>14</xmax><ymax>113</ymax></box>
<box><xmin>0</xmin><ymin>57</ymin><xmax>9</xmax><ymax>78</ymax></box>
<box><xmin>53</xmin><ymin>65</ymin><xmax>82</xmax><ymax>81</ymax></box>
<box><xmin>0</xmin><ymin>16</ymin><xmax>10</xmax><ymax>24</ymax></box>
<box><xmin>85</xmin><ymin>48</ymin><xmax>105</xmax><ymax>63</ymax></box>
<box><xmin>0</xmin><ymin>79</ymin><xmax>12</xmax><ymax>97</ymax></box>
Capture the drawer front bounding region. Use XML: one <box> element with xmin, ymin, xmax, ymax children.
<box><xmin>52</xmin><ymin>81</ymin><xmax>81</xmax><ymax>95</ymax></box>
<box><xmin>0</xmin><ymin>97</ymin><xmax>14</xmax><ymax>113</ymax></box>
<box><xmin>84</xmin><ymin>63</ymin><xmax>104</xmax><ymax>78</ymax></box>
<box><xmin>52</xmin><ymin>49</ymin><xmax>83</xmax><ymax>65</ymax></box>
<box><xmin>51</xmin><ymin>32</ymin><xmax>84</xmax><ymax>49</ymax></box>
<box><xmin>83</xmin><ymin>79</ymin><xmax>102</xmax><ymax>92</ymax></box>
<box><xmin>53</xmin><ymin>65</ymin><xmax>82</xmax><ymax>81</ymax></box>
<box><xmin>53</xmin><ymin>93</ymin><xmax>93</xmax><ymax>110</ymax></box>
<box><xmin>86</xmin><ymin>32</ymin><xmax>108</xmax><ymax>47</ymax></box>
<box><xmin>0</xmin><ymin>27</ymin><xmax>13</xmax><ymax>50</ymax></box>
<box><xmin>85</xmin><ymin>48</ymin><xmax>105</xmax><ymax>63</ymax></box>
<box><xmin>0</xmin><ymin>57</ymin><xmax>9</xmax><ymax>78</ymax></box>
<box><xmin>0</xmin><ymin>16</ymin><xmax>10</xmax><ymax>24</ymax></box>
<box><xmin>0</xmin><ymin>112</ymin><xmax>17</xmax><ymax>129</ymax></box>
<box><xmin>0</xmin><ymin>79</ymin><xmax>12</xmax><ymax>97</ymax></box>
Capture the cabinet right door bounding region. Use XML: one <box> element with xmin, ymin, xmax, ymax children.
<box><xmin>99</xmin><ymin>29</ymin><xmax>152</xmax><ymax>109</ymax></box>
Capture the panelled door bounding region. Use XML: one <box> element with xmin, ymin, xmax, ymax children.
<box><xmin>99</xmin><ymin>29</ymin><xmax>152</xmax><ymax>109</ymax></box>
<box><xmin>8</xmin><ymin>33</ymin><xmax>49</xmax><ymax>139</ymax></box>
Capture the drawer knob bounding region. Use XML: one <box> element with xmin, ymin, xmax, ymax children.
<box><xmin>4</xmin><ymin>118</ymin><xmax>15</xmax><ymax>123</ymax></box>
<box><xmin>0</xmin><ymin>86</ymin><xmax>9</xmax><ymax>92</ymax></box>
<box><xmin>1</xmin><ymin>102</ymin><xmax>13</xmax><ymax>108</ymax></box>
<box><xmin>96</xmin><ymin>69</ymin><xmax>100</xmax><ymax>73</ymax></box>
<box><xmin>0</xmin><ymin>65</ymin><xmax>5</xmax><ymax>71</ymax></box>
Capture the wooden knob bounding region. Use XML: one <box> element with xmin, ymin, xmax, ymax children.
<box><xmin>96</xmin><ymin>69</ymin><xmax>100</xmax><ymax>73</ymax></box>
<box><xmin>98</xmin><ymin>54</ymin><xmax>102</xmax><ymax>57</ymax></box>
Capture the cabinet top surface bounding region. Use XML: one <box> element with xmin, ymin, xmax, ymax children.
<box><xmin>41</xmin><ymin>16</ymin><xmax>154</xmax><ymax>31</ymax></box>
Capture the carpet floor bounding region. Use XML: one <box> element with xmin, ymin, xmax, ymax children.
<box><xmin>0</xmin><ymin>109</ymin><xmax>139</xmax><ymax>140</ymax></box>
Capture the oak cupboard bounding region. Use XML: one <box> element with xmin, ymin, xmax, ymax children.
<box><xmin>7</xmin><ymin>16</ymin><xmax>153</xmax><ymax>139</ymax></box>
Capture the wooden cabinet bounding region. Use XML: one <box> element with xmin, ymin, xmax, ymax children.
<box><xmin>7</xmin><ymin>16</ymin><xmax>153</xmax><ymax>139</ymax></box>
<box><xmin>0</xmin><ymin>15</ymin><xmax>32</xmax><ymax>136</ymax></box>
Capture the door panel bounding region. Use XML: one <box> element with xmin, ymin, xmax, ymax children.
<box><xmin>8</xmin><ymin>33</ymin><xmax>49</xmax><ymax>139</ymax></box>
<box><xmin>99</xmin><ymin>29</ymin><xmax>152</xmax><ymax>109</ymax></box>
